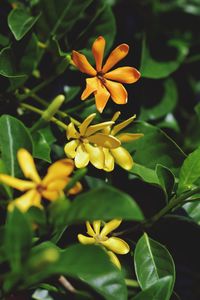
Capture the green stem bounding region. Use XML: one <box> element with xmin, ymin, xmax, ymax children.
<box><xmin>125</xmin><ymin>279</ymin><xmax>139</xmax><ymax>288</ymax></box>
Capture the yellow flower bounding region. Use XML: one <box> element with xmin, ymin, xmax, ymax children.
<box><xmin>0</xmin><ymin>149</ymin><xmax>81</xmax><ymax>212</ymax></box>
<box><xmin>78</xmin><ymin>220</ymin><xmax>130</xmax><ymax>269</ymax></box>
<box><xmin>64</xmin><ymin>113</ymin><xmax>121</xmax><ymax>169</ymax></box>
<box><xmin>72</xmin><ymin>36</ymin><xmax>141</xmax><ymax>113</ymax></box>
<box><xmin>102</xmin><ymin>112</ymin><xmax>144</xmax><ymax>172</ymax></box>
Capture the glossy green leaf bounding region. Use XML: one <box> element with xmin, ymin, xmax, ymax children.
<box><xmin>8</xmin><ymin>8</ymin><xmax>40</xmax><ymax>40</ymax></box>
<box><xmin>0</xmin><ymin>47</ymin><xmax>26</xmax><ymax>78</ymax></box>
<box><xmin>0</xmin><ymin>115</ymin><xmax>33</xmax><ymax>177</ymax></box>
<box><xmin>130</xmin><ymin>163</ymin><xmax>160</xmax><ymax>185</ymax></box>
<box><xmin>140</xmin><ymin>37</ymin><xmax>189</xmax><ymax>79</ymax></box>
<box><xmin>132</xmin><ymin>276</ymin><xmax>173</xmax><ymax>300</ymax></box>
<box><xmin>134</xmin><ymin>233</ymin><xmax>175</xmax><ymax>291</ymax></box>
<box><xmin>66</xmin><ymin>186</ymin><xmax>144</xmax><ymax>223</ymax></box>
<box><xmin>183</xmin><ymin>201</ymin><xmax>200</xmax><ymax>225</ymax></box>
<box><xmin>156</xmin><ymin>164</ymin><xmax>175</xmax><ymax>200</ymax></box>
<box><xmin>178</xmin><ymin>147</ymin><xmax>200</xmax><ymax>193</ymax></box>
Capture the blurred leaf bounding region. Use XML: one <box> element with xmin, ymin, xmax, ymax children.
<box><xmin>0</xmin><ymin>33</ymin><xmax>9</xmax><ymax>47</ymax></box>
<box><xmin>66</xmin><ymin>186</ymin><xmax>144</xmax><ymax>223</ymax></box>
<box><xmin>140</xmin><ymin>79</ymin><xmax>178</xmax><ymax>121</ymax></box>
<box><xmin>134</xmin><ymin>233</ymin><xmax>175</xmax><ymax>292</ymax></box>
<box><xmin>8</xmin><ymin>8</ymin><xmax>40</xmax><ymax>41</ymax></box>
<box><xmin>0</xmin><ymin>115</ymin><xmax>33</xmax><ymax>177</ymax></box>
<box><xmin>156</xmin><ymin>164</ymin><xmax>175</xmax><ymax>200</ymax></box>
<box><xmin>178</xmin><ymin>147</ymin><xmax>200</xmax><ymax>193</ymax></box>
<box><xmin>157</xmin><ymin>113</ymin><xmax>180</xmax><ymax>133</ymax></box>
<box><xmin>140</xmin><ymin>38</ymin><xmax>189</xmax><ymax>79</ymax></box>
<box><xmin>0</xmin><ymin>159</ymin><xmax>12</xmax><ymax>198</ymax></box>
<box><xmin>183</xmin><ymin>201</ymin><xmax>200</xmax><ymax>225</ymax></box>
<box><xmin>132</xmin><ymin>276</ymin><xmax>173</xmax><ymax>300</ymax></box>
<box><xmin>32</xmin><ymin>126</ymin><xmax>56</xmax><ymax>162</ymax></box>
<box><xmin>64</xmin><ymin>85</ymin><xmax>81</xmax><ymax>102</ymax></box>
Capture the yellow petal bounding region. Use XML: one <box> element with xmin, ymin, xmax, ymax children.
<box><xmin>81</xmin><ymin>77</ymin><xmax>98</xmax><ymax>100</ymax></box>
<box><xmin>86</xmin><ymin>221</ymin><xmax>95</xmax><ymax>237</ymax></box>
<box><xmin>104</xmin><ymin>79</ymin><xmax>127</xmax><ymax>104</ymax></box>
<box><xmin>103</xmin><ymin>148</ymin><xmax>115</xmax><ymax>172</ymax></box>
<box><xmin>42</xmin><ymin>190</ymin><xmax>60</xmax><ymax>201</ymax></box>
<box><xmin>79</xmin><ymin>113</ymin><xmax>96</xmax><ymax>136</ymax></box>
<box><xmin>94</xmin><ymin>81</ymin><xmax>110</xmax><ymax>113</ymax></box>
<box><xmin>64</xmin><ymin>140</ymin><xmax>79</xmax><ymax>159</ymax></box>
<box><xmin>111</xmin><ymin>111</ymin><xmax>121</xmax><ymax>122</ymax></box>
<box><xmin>43</xmin><ymin>159</ymin><xmax>74</xmax><ymax>185</ymax></box>
<box><xmin>111</xmin><ymin>115</ymin><xmax>136</xmax><ymax>135</ymax></box>
<box><xmin>92</xmin><ymin>36</ymin><xmax>106</xmax><ymax>72</ymax></box>
<box><xmin>84</xmin><ymin>144</ymin><xmax>105</xmax><ymax>169</ymax></box>
<box><xmin>78</xmin><ymin>234</ymin><xmax>95</xmax><ymax>245</ymax></box>
<box><xmin>101</xmin><ymin>237</ymin><xmax>130</xmax><ymax>254</ymax></box>
<box><xmin>111</xmin><ymin>147</ymin><xmax>133</xmax><ymax>170</ymax></box>
<box><xmin>72</xmin><ymin>50</ymin><xmax>96</xmax><ymax>76</ymax></box>
<box><xmin>101</xmin><ymin>219</ymin><xmax>122</xmax><ymax>237</ymax></box>
<box><xmin>104</xmin><ymin>67</ymin><xmax>141</xmax><ymax>83</ymax></box>
<box><xmin>47</xmin><ymin>178</ymin><xmax>68</xmax><ymax>191</ymax></box>
<box><xmin>102</xmin><ymin>44</ymin><xmax>129</xmax><ymax>73</ymax></box>
<box><xmin>107</xmin><ymin>251</ymin><xmax>121</xmax><ymax>269</ymax></box>
<box><xmin>0</xmin><ymin>174</ymin><xmax>35</xmax><ymax>191</ymax></box>
<box><xmin>93</xmin><ymin>220</ymin><xmax>101</xmax><ymax>235</ymax></box>
<box><xmin>67</xmin><ymin>122</ymin><xmax>79</xmax><ymax>139</ymax></box>
<box><xmin>17</xmin><ymin>149</ymin><xmax>41</xmax><ymax>183</ymax></box>
<box><xmin>85</xmin><ymin>121</ymin><xmax>114</xmax><ymax>137</ymax></box>
<box><xmin>117</xmin><ymin>133</ymin><xmax>144</xmax><ymax>143</ymax></box>
<box><xmin>75</xmin><ymin>144</ymin><xmax>90</xmax><ymax>168</ymax></box>
<box><xmin>87</xmin><ymin>133</ymin><xmax>121</xmax><ymax>148</ymax></box>
<box><xmin>8</xmin><ymin>189</ymin><xmax>42</xmax><ymax>212</ymax></box>
<box><xmin>68</xmin><ymin>181</ymin><xmax>82</xmax><ymax>195</ymax></box>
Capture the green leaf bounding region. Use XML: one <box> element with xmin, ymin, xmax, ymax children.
<box><xmin>134</xmin><ymin>233</ymin><xmax>175</xmax><ymax>292</ymax></box>
<box><xmin>183</xmin><ymin>201</ymin><xmax>200</xmax><ymax>225</ymax></box>
<box><xmin>4</xmin><ymin>209</ymin><xmax>32</xmax><ymax>271</ymax></box>
<box><xmin>130</xmin><ymin>163</ymin><xmax>160</xmax><ymax>186</ymax></box>
<box><xmin>132</xmin><ymin>276</ymin><xmax>173</xmax><ymax>300</ymax></box>
<box><xmin>178</xmin><ymin>147</ymin><xmax>200</xmax><ymax>193</ymax></box>
<box><xmin>139</xmin><ymin>79</ymin><xmax>178</xmax><ymax>121</ymax></box>
<box><xmin>140</xmin><ymin>37</ymin><xmax>189</xmax><ymax>79</ymax></box>
<box><xmin>8</xmin><ymin>8</ymin><xmax>40</xmax><ymax>41</ymax></box>
<box><xmin>0</xmin><ymin>115</ymin><xmax>33</xmax><ymax>177</ymax></box>
<box><xmin>156</xmin><ymin>164</ymin><xmax>175</xmax><ymax>200</ymax></box>
<box><xmin>66</xmin><ymin>186</ymin><xmax>144</xmax><ymax>223</ymax></box>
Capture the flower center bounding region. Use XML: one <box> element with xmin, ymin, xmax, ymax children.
<box><xmin>94</xmin><ymin>234</ymin><xmax>108</xmax><ymax>243</ymax></box>
<box><xmin>97</xmin><ymin>72</ymin><xmax>106</xmax><ymax>84</ymax></box>
<box><xmin>36</xmin><ymin>184</ymin><xmax>46</xmax><ymax>194</ymax></box>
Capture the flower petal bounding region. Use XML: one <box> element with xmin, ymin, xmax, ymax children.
<box><xmin>81</xmin><ymin>77</ymin><xmax>98</xmax><ymax>100</ymax></box>
<box><xmin>111</xmin><ymin>147</ymin><xmax>133</xmax><ymax>170</ymax></box>
<box><xmin>17</xmin><ymin>149</ymin><xmax>41</xmax><ymax>183</ymax></box>
<box><xmin>104</xmin><ymin>80</ymin><xmax>127</xmax><ymax>104</ymax></box>
<box><xmin>72</xmin><ymin>50</ymin><xmax>96</xmax><ymax>76</ymax></box>
<box><xmin>94</xmin><ymin>81</ymin><xmax>110</xmax><ymax>113</ymax></box>
<box><xmin>0</xmin><ymin>174</ymin><xmax>35</xmax><ymax>191</ymax></box>
<box><xmin>79</xmin><ymin>113</ymin><xmax>96</xmax><ymax>136</ymax></box>
<box><xmin>107</xmin><ymin>251</ymin><xmax>121</xmax><ymax>269</ymax></box>
<box><xmin>75</xmin><ymin>144</ymin><xmax>90</xmax><ymax>168</ymax></box>
<box><xmin>93</xmin><ymin>220</ymin><xmax>101</xmax><ymax>235</ymax></box>
<box><xmin>42</xmin><ymin>190</ymin><xmax>60</xmax><ymax>201</ymax></box>
<box><xmin>111</xmin><ymin>115</ymin><xmax>136</xmax><ymax>135</ymax></box>
<box><xmin>85</xmin><ymin>121</ymin><xmax>114</xmax><ymax>137</ymax></box>
<box><xmin>64</xmin><ymin>140</ymin><xmax>79</xmax><ymax>159</ymax></box>
<box><xmin>43</xmin><ymin>159</ymin><xmax>74</xmax><ymax>185</ymax></box>
<box><xmin>84</xmin><ymin>144</ymin><xmax>105</xmax><ymax>169</ymax></box>
<box><xmin>104</xmin><ymin>67</ymin><xmax>141</xmax><ymax>83</ymax></box>
<box><xmin>101</xmin><ymin>237</ymin><xmax>130</xmax><ymax>254</ymax></box>
<box><xmin>103</xmin><ymin>148</ymin><xmax>115</xmax><ymax>172</ymax></box>
<box><xmin>47</xmin><ymin>178</ymin><xmax>68</xmax><ymax>191</ymax></box>
<box><xmin>117</xmin><ymin>133</ymin><xmax>144</xmax><ymax>143</ymax></box>
<box><xmin>102</xmin><ymin>44</ymin><xmax>129</xmax><ymax>73</ymax></box>
<box><xmin>78</xmin><ymin>234</ymin><xmax>95</xmax><ymax>245</ymax></box>
<box><xmin>68</xmin><ymin>181</ymin><xmax>82</xmax><ymax>195</ymax></box>
<box><xmin>87</xmin><ymin>133</ymin><xmax>121</xmax><ymax>148</ymax></box>
<box><xmin>67</xmin><ymin>122</ymin><xmax>79</xmax><ymax>139</ymax></box>
<box><xmin>101</xmin><ymin>219</ymin><xmax>122</xmax><ymax>237</ymax></box>
<box><xmin>92</xmin><ymin>36</ymin><xmax>106</xmax><ymax>72</ymax></box>
<box><xmin>8</xmin><ymin>189</ymin><xmax>42</xmax><ymax>212</ymax></box>
<box><xmin>86</xmin><ymin>221</ymin><xmax>95</xmax><ymax>237</ymax></box>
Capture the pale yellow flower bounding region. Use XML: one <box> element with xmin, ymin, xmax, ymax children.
<box><xmin>102</xmin><ymin>112</ymin><xmax>144</xmax><ymax>171</ymax></box>
<box><xmin>78</xmin><ymin>219</ymin><xmax>130</xmax><ymax>269</ymax></box>
<box><xmin>64</xmin><ymin>113</ymin><xmax>120</xmax><ymax>169</ymax></box>
<box><xmin>0</xmin><ymin>149</ymin><xmax>81</xmax><ymax>212</ymax></box>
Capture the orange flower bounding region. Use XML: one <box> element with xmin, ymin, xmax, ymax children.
<box><xmin>72</xmin><ymin>36</ymin><xmax>141</xmax><ymax>113</ymax></box>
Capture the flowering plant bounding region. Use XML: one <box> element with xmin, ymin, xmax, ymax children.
<box><xmin>0</xmin><ymin>1</ymin><xmax>200</xmax><ymax>300</ymax></box>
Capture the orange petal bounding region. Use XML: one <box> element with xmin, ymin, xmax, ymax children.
<box><xmin>81</xmin><ymin>77</ymin><xmax>98</xmax><ymax>100</ymax></box>
<box><xmin>92</xmin><ymin>36</ymin><xmax>106</xmax><ymax>72</ymax></box>
<box><xmin>94</xmin><ymin>81</ymin><xmax>110</xmax><ymax>113</ymax></box>
<box><xmin>17</xmin><ymin>149</ymin><xmax>41</xmax><ymax>183</ymax></box>
<box><xmin>102</xmin><ymin>44</ymin><xmax>129</xmax><ymax>73</ymax></box>
<box><xmin>104</xmin><ymin>67</ymin><xmax>141</xmax><ymax>83</ymax></box>
<box><xmin>72</xmin><ymin>51</ymin><xmax>96</xmax><ymax>76</ymax></box>
<box><xmin>104</xmin><ymin>80</ymin><xmax>127</xmax><ymax>104</ymax></box>
<box><xmin>68</xmin><ymin>181</ymin><xmax>82</xmax><ymax>195</ymax></box>
<box><xmin>42</xmin><ymin>190</ymin><xmax>60</xmax><ymax>201</ymax></box>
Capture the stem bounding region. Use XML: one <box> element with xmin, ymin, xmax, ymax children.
<box><xmin>125</xmin><ymin>279</ymin><xmax>139</xmax><ymax>288</ymax></box>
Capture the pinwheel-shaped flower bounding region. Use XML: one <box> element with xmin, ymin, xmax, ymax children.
<box><xmin>78</xmin><ymin>219</ymin><xmax>130</xmax><ymax>268</ymax></box>
<box><xmin>102</xmin><ymin>112</ymin><xmax>144</xmax><ymax>171</ymax></box>
<box><xmin>72</xmin><ymin>36</ymin><xmax>141</xmax><ymax>112</ymax></box>
<box><xmin>64</xmin><ymin>113</ymin><xmax>120</xmax><ymax>169</ymax></box>
<box><xmin>0</xmin><ymin>149</ymin><xmax>81</xmax><ymax>212</ymax></box>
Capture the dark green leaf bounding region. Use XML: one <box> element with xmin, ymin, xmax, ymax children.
<box><xmin>0</xmin><ymin>47</ymin><xmax>26</xmax><ymax>78</ymax></box>
<box><xmin>0</xmin><ymin>115</ymin><xmax>33</xmax><ymax>177</ymax></box>
<box><xmin>8</xmin><ymin>8</ymin><xmax>40</xmax><ymax>40</ymax></box>
<box><xmin>134</xmin><ymin>233</ymin><xmax>175</xmax><ymax>291</ymax></box>
<box><xmin>129</xmin><ymin>163</ymin><xmax>160</xmax><ymax>186</ymax></box>
<box><xmin>156</xmin><ymin>164</ymin><xmax>175</xmax><ymax>200</ymax></box>
<box><xmin>183</xmin><ymin>201</ymin><xmax>200</xmax><ymax>225</ymax></box>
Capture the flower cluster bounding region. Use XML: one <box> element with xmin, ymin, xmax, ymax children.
<box><xmin>78</xmin><ymin>219</ymin><xmax>129</xmax><ymax>268</ymax></box>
